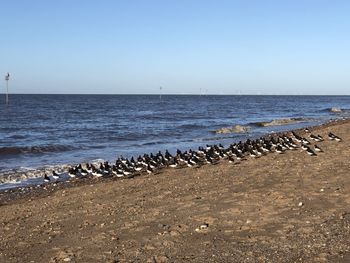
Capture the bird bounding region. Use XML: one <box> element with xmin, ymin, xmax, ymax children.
<box><xmin>133</xmin><ymin>165</ymin><xmax>143</xmax><ymax>172</ymax></box>
<box><xmin>310</xmin><ymin>134</ymin><xmax>321</xmax><ymax>142</ymax></box>
<box><xmin>44</xmin><ymin>174</ymin><xmax>50</xmax><ymax>182</ymax></box>
<box><xmin>68</xmin><ymin>167</ymin><xmax>77</xmax><ymax>178</ymax></box>
<box><xmin>122</xmin><ymin>168</ymin><xmax>133</xmax><ymax>177</ymax></box>
<box><xmin>146</xmin><ymin>164</ymin><xmax>154</xmax><ymax>174</ymax></box>
<box><xmin>91</xmin><ymin>165</ymin><xmax>104</xmax><ymax>177</ymax></box>
<box><xmin>334</xmin><ymin>136</ymin><xmax>342</xmax><ymax>142</ymax></box>
<box><xmin>306</xmin><ymin>146</ymin><xmax>317</xmax><ymax>156</ymax></box>
<box><xmin>228</xmin><ymin>155</ymin><xmax>235</xmax><ymax>163</ymax></box>
<box><xmin>302</xmin><ymin>138</ymin><xmax>311</xmax><ymax>145</ymax></box>
<box><xmin>186</xmin><ymin>160</ymin><xmax>194</xmax><ymax>167</ymax></box>
<box><xmin>85</xmin><ymin>163</ymin><xmax>93</xmax><ymax>173</ymax></box>
<box><xmin>52</xmin><ymin>171</ymin><xmax>60</xmax><ymax>180</ymax></box>
<box><xmin>292</xmin><ymin>131</ymin><xmax>303</xmax><ymax>143</ymax></box>
<box><xmin>314</xmin><ymin>144</ymin><xmax>323</xmax><ymax>152</ymax></box>
<box><xmin>301</xmin><ymin>144</ymin><xmax>308</xmax><ymax>151</ymax></box>
<box><xmin>275</xmin><ymin>145</ymin><xmax>285</xmax><ymax>154</ymax></box>
<box><xmin>316</xmin><ymin>134</ymin><xmax>324</xmax><ymax>141</ymax></box>
<box><xmin>328</xmin><ymin>132</ymin><xmax>342</xmax><ymax>141</ymax></box>
<box><xmin>112</xmin><ymin>166</ymin><xmax>124</xmax><ymax>177</ymax></box>
<box><xmin>169</xmin><ymin>159</ymin><xmax>179</xmax><ymax>168</ymax></box>
<box><xmin>206</xmin><ymin>155</ymin><xmax>219</xmax><ymax>165</ymax></box>
<box><xmin>249</xmin><ymin>150</ymin><xmax>259</xmax><ymax>158</ymax></box>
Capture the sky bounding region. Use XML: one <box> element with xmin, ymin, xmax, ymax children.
<box><xmin>0</xmin><ymin>0</ymin><xmax>349</xmax><ymax>95</ymax></box>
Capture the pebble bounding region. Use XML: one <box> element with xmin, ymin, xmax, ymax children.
<box><xmin>153</xmin><ymin>255</ymin><xmax>169</xmax><ymax>263</ymax></box>
<box><xmin>200</xmin><ymin>223</ymin><xmax>209</xmax><ymax>229</ymax></box>
<box><xmin>63</xmin><ymin>258</ymin><xmax>71</xmax><ymax>262</ymax></box>
<box><xmin>169</xmin><ymin>230</ymin><xmax>180</xmax><ymax>237</ymax></box>
<box><xmin>298</xmin><ymin>202</ymin><xmax>304</xmax><ymax>207</ymax></box>
<box><xmin>157</xmin><ymin>223</ymin><xmax>170</xmax><ymax>230</ymax></box>
<box><xmin>320</xmin><ymin>188</ymin><xmax>324</xmax><ymax>192</ymax></box>
<box><xmin>195</xmin><ymin>223</ymin><xmax>209</xmax><ymax>232</ymax></box>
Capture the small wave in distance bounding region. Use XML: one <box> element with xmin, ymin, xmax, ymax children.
<box><xmin>0</xmin><ymin>145</ymin><xmax>78</xmax><ymax>156</ymax></box>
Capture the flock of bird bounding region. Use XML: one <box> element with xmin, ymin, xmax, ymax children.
<box><xmin>43</xmin><ymin>130</ymin><xmax>343</xmax><ymax>183</ymax></box>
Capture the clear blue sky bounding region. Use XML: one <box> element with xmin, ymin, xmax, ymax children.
<box><xmin>1</xmin><ymin>0</ymin><xmax>349</xmax><ymax>94</ymax></box>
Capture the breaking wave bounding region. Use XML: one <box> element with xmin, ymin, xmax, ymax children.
<box><xmin>0</xmin><ymin>164</ymin><xmax>71</xmax><ymax>189</ymax></box>
<box><xmin>0</xmin><ymin>145</ymin><xmax>78</xmax><ymax>156</ymax></box>
<box><xmin>249</xmin><ymin>117</ymin><xmax>311</xmax><ymax>127</ymax></box>
<box><xmin>321</xmin><ymin>107</ymin><xmax>350</xmax><ymax>114</ymax></box>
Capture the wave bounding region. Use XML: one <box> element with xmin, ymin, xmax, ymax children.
<box><xmin>178</xmin><ymin>124</ymin><xmax>207</xmax><ymax>130</ymax></box>
<box><xmin>192</xmin><ymin>135</ymin><xmax>241</xmax><ymax>142</ymax></box>
<box><xmin>141</xmin><ymin>141</ymin><xmax>166</xmax><ymax>146</ymax></box>
<box><xmin>249</xmin><ymin>117</ymin><xmax>311</xmax><ymax>127</ymax></box>
<box><xmin>0</xmin><ymin>164</ymin><xmax>70</xmax><ymax>187</ymax></box>
<box><xmin>213</xmin><ymin>125</ymin><xmax>250</xmax><ymax>134</ymax></box>
<box><xmin>7</xmin><ymin>134</ymin><xmax>27</xmax><ymax>139</ymax></box>
<box><xmin>0</xmin><ymin>144</ymin><xmax>78</xmax><ymax>156</ymax></box>
<box><xmin>321</xmin><ymin>107</ymin><xmax>350</xmax><ymax>114</ymax></box>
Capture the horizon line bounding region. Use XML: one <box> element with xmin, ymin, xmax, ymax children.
<box><xmin>0</xmin><ymin>93</ymin><xmax>349</xmax><ymax>96</ymax></box>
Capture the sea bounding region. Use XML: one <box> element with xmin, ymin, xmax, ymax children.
<box><xmin>0</xmin><ymin>94</ymin><xmax>349</xmax><ymax>189</ymax></box>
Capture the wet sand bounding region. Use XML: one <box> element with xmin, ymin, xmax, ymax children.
<box><xmin>1</xmin><ymin>119</ymin><xmax>350</xmax><ymax>262</ymax></box>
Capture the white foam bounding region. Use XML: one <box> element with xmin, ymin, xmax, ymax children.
<box><xmin>0</xmin><ymin>163</ymin><xmax>71</xmax><ymax>187</ymax></box>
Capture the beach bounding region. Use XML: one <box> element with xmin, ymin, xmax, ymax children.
<box><xmin>1</xmin><ymin>119</ymin><xmax>350</xmax><ymax>263</ymax></box>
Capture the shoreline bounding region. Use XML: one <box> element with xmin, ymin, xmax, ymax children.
<box><xmin>0</xmin><ymin>116</ymin><xmax>346</xmax><ymax>187</ymax></box>
<box><xmin>0</xmin><ymin>118</ymin><xmax>349</xmax><ymax>203</ymax></box>
<box><xmin>1</xmin><ymin>118</ymin><xmax>350</xmax><ymax>262</ymax></box>
<box><xmin>0</xmin><ymin>118</ymin><xmax>348</xmax><ymax>203</ymax></box>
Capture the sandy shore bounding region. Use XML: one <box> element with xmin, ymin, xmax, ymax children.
<box><xmin>1</xmin><ymin>119</ymin><xmax>350</xmax><ymax>262</ymax></box>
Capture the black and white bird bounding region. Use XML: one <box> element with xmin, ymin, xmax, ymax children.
<box><xmin>292</xmin><ymin>131</ymin><xmax>303</xmax><ymax>143</ymax></box>
<box><xmin>302</xmin><ymin>138</ymin><xmax>311</xmax><ymax>145</ymax></box>
<box><xmin>306</xmin><ymin>146</ymin><xmax>317</xmax><ymax>156</ymax></box>
<box><xmin>168</xmin><ymin>158</ymin><xmax>179</xmax><ymax>168</ymax></box>
<box><xmin>301</xmin><ymin>144</ymin><xmax>308</xmax><ymax>151</ymax></box>
<box><xmin>68</xmin><ymin>167</ymin><xmax>77</xmax><ymax>178</ymax></box>
<box><xmin>316</xmin><ymin>134</ymin><xmax>324</xmax><ymax>141</ymax></box>
<box><xmin>328</xmin><ymin>132</ymin><xmax>342</xmax><ymax>142</ymax></box>
<box><xmin>122</xmin><ymin>168</ymin><xmax>133</xmax><ymax>177</ymax></box>
<box><xmin>228</xmin><ymin>155</ymin><xmax>235</xmax><ymax>163</ymax></box>
<box><xmin>275</xmin><ymin>145</ymin><xmax>285</xmax><ymax>154</ymax></box>
<box><xmin>91</xmin><ymin>165</ymin><xmax>104</xmax><ymax>177</ymax></box>
<box><xmin>44</xmin><ymin>173</ymin><xmax>50</xmax><ymax>182</ymax></box>
<box><xmin>146</xmin><ymin>164</ymin><xmax>154</xmax><ymax>174</ymax></box>
<box><xmin>112</xmin><ymin>166</ymin><xmax>124</xmax><ymax>177</ymax></box>
<box><xmin>52</xmin><ymin>171</ymin><xmax>60</xmax><ymax>180</ymax></box>
<box><xmin>314</xmin><ymin>144</ymin><xmax>323</xmax><ymax>152</ymax></box>
<box><xmin>310</xmin><ymin>134</ymin><xmax>322</xmax><ymax>142</ymax></box>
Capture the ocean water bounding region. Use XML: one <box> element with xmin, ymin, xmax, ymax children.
<box><xmin>0</xmin><ymin>94</ymin><xmax>349</xmax><ymax>184</ymax></box>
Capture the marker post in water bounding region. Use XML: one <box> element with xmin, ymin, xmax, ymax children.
<box><xmin>159</xmin><ymin>86</ymin><xmax>162</xmax><ymax>101</ymax></box>
<box><xmin>5</xmin><ymin>72</ymin><xmax>10</xmax><ymax>105</ymax></box>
